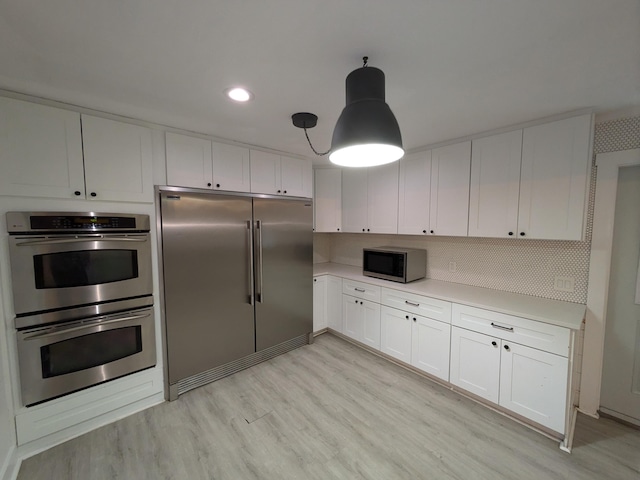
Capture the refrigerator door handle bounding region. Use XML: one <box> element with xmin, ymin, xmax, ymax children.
<box><xmin>255</xmin><ymin>219</ymin><xmax>263</xmax><ymax>303</ymax></box>
<box><xmin>247</xmin><ymin>220</ymin><xmax>254</xmax><ymax>305</ymax></box>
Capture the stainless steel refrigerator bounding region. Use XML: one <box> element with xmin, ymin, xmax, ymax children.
<box><xmin>158</xmin><ymin>187</ymin><xmax>313</xmax><ymax>400</ymax></box>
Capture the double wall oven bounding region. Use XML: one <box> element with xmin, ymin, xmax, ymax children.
<box><xmin>7</xmin><ymin>212</ymin><xmax>156</xmax><ymax>406</ymax></box>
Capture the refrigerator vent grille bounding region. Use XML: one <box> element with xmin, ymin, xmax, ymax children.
<box><xmin>175</xmin><ymin>334</ymin><xmax>309</xmax><ymax>397</ymax></box>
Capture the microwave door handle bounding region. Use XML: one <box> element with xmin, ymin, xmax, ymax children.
<box><xmin>23</xmin><ymin>312</ymin><xmax>152</xmax><ymax>340</ymax></box>
<box><xmin>15</xmin><ymin>237</ymin><xmax>148</xmax><ymax>246</ymax></box>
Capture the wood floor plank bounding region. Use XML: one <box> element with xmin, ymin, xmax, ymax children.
<box><xmin>17</xmin><ymin>334</ymin><xmax>640</xmax><ymax>480</ymax></box>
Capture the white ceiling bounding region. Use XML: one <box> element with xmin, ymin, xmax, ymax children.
<box><xmin>1</xmin><ymin>1</ymin><xmax>639</xmax><ymax>165</ymax></box>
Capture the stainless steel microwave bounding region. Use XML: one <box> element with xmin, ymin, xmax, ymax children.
<box><xmin>363</xmin><ymin>247</ymin><xmax>426</xmax><ymax>283</ymax></box>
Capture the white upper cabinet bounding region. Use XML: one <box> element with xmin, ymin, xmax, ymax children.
<box><xmin>429</xmin><ymin>141</ymin><xmax>472</xmax><ymax>236</ymax></box>
<box><xmin>341</xmin><ymin>168</ymin><xmax>369</xmax><ymax>233</ymax></box>
<box><xmin>518</xmin><ymin>114</ymin><xmax>593</xmax><ymax>240</ymax></box>
<box><xmin>367</xmin><ymin>162</ymin><xmax>399</xmax><ymax>234</ymax></box>
<box><xmin>468</xmin><ymin>130</ymin><xmax>523</xmax><ymax>238</ymax></box>
<box><xmin>0</xmin><ymin>97</ymin><xmax>84</xmax><ymax>199</ymax></box>
<box><xmin>314</xmin><ymin>169</ymin><xmax>342</xmax><ymax>232</ymax></box>
<box><xmin>166</xmin><ymin>132</ymin><xmax>212</xmax><ymax>188</ymax></box>
<box><xmin>166</xmin><ymin>132</ymin><xmax>250</xmax><ymax>193</ymax></box>
<box><xmin>250</xmin><ymin>150</ymin><xmax>312</xmax><ymax>197</ymax></box>
<box><xmin>342</xmin><ymin>163</ymin><xmax>399</xmax><ymax>234</ymax></box>
<box><xmin>398</xmin><ymin>151</ymin><xmax>431</xmax><ymax>235</ymax></box>
<box><xmin>211</xmin><ymin>142</ymin><xmax>251</xmax><ymax>192</ymax></box>
<box><xmin>81</xmin><ymin>115</ymin><xmax>153</xmax><ymax>203</ymax></box>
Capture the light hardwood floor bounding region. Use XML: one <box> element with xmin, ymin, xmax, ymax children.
<box><xmin>18</xmin><ymin>334</ymin><xmax>640</xmax><ymax>479</ymax></box>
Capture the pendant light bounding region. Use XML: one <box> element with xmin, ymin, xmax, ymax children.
<box><xmin>292</xmin><ymin>57</ymin><xmax>404</xmax><ymax>167</ymax></box>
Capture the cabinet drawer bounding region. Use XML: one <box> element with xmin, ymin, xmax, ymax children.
<box><xmin>452</xmin><ymin>304</ymin><xmax>570</xmax><ymax>357</ymax></box>
<box><xmin>343</xmin><ymin>279</ymin><xmax>381</xmax><ymax>302</ymax></box>
<box><xmin>381</xmin><ymin>288</ymin><xmax>451</xmax><ymax>323</ymax></box>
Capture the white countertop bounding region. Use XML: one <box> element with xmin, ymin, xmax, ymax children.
<box><xmin>313</xmin><ymin>263</ymin><xmax>585</xmax><ymax>330</ymax></box>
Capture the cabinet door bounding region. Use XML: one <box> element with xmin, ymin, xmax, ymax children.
<box><xmin>0</xmin><ymin>97</ymin><xmax>84</xmax><ymax>199</ymax></box>
<box><xmin>518</xmin><ymin>114</ymin><xmax>593</xmax><ymax>240</ymax></box>
<box><xmin>281</xmin><ymin>156</ymin><xmax>312</xmax><ymax>197</ymax></box>
<box><xmin>367</xmin><ymin>162</ymin><xmax>399</xmax><ymax>234</ymax></box>
<box><xmin>82</xmin><ymin>115</ymin><xmax>153</xmax><ymax>203</ymax></box>
<box><xmin>380</xmin><ymin>306</ymin><xmax>412</xmax><ymax>363</ymax></box>
<box><xmin>343</xmin><ymin>295</ymin><xmax>364</xmax><ymax>341</ymax></box>
<box><xmin>430</xmin><ymin>141</ymin><xmax>471</xmax><ymax>236</ymax></box>
<box><xmin>313</xmin><ymin>276</ymin><xmax>327</xmax><ymax>332</ymax></box>
<box><xmin>398</xmin><ymin>151</ymin><xmax>431</xmax><ymax>235</ymax></box>
<box><xmin>341</xmin><ymin>168</ymin><xmax>368</xmax><ymax>233</ymax></box>
<box><xmin>469</xmin><ymin>131</ymin><xmax>522</xmax><ymax>238</ymax></box>
<box><xmin>362</xmin><ymin>299</ymin><xmax>381</xmax><ymax>350</ymax></box>
<box><xmin>314</xmin><ymin>169</ymin><xmax>342</xmax><ymax>232</ymax></box>
<box><xmin>326</xmin><ymin>276</ymin><xmax>343</xmax><ymax>332</ymax></box>
<box><xmin>499</xmin><ymin>342</ymin><xmax>568</xmax><ymax>433</ymax></box>
<box><xmin>165</xmin><ymin>132</ymin><xmax>212</xmax><ymax>189</ymax></box>
<box><xmin>211</xmin><ymin>142</ymin><xmax>250</xmax><ymax>192</ymax></box>
<box><xmin>411</xmin><ymin>315</ymin><xmax>451</xmax><ymax>381</ymax></box>
<box><xmin>250</xmin><ymin>150</ymin><xmax>281</xmax><ymax>194</ymax></box>
<box><xmin>450</xmin><ymin>326</ymin><xmax>500</xmax><ymax>403</ymax></box>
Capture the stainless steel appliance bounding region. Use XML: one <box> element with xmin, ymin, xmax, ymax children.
<box><xmin>363</xmin><ymin>246</ymin><xmax>427</xmax><ymax>283</ymax></box>
<box><xmin>158</xmin><ymin>187</ymin><xmax>312</xmax><ymax>400</ymax></box>
<box><xmin>7</xmin><ymin>212</ymin><xmax>156</xmax><ymax>406</ymax></box>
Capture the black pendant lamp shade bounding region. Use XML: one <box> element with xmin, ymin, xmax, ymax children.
<box><xmin>329</xmin><ymin>65</ymin><xmax>404</xmax><ymax>167</ymax></box>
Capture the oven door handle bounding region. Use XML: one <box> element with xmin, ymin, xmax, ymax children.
<box><xmin>15</xmin><ymin>236</ymin><xmax>148</xmax><ymax>246</ymax></box>
<box><xmin>23</xmin><ymin>312</ymin><xmax>152</xmax><ymax>340</ymax></box>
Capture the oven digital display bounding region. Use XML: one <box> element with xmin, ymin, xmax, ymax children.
<box><xmin>30</xmin><ymin>215</ymin><xmax>137</xmax><ymax>230</ymax></box>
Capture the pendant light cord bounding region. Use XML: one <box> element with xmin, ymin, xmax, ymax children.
<box><xmin>303</xmin><ymin>128</ymin><xmax>331</xmax><ymax>156</ymax></box>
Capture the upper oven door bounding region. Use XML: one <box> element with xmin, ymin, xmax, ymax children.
<box><xmin>8</xmin><ymin>233</ymin><xmax>152</xmax><ymax>316</ymax></box>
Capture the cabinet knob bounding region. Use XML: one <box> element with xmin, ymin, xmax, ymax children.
<box><xmin>284</xmin><ymin>190</ymin><xmax>287</xmax><ymax>194</ymax></box>
<box><xmin>216</xmin><ymin>184</ymin><xmax>221</xmax><ymax>188</ymax></box>
<box><xmin>337</xmin><ymin>228</ymin><xmax>340</xmax><ymax>232</ymax></box>
<box><xmin>405</xmin><ymin>315</ymin><xmax>409</xmax><ymax>319</ymax></box>
<box><xmin>519</xmin><ymin>232</ymin><xmax>525</xmax><ymax>237</ymax></box>
<box><xmin>362</xmin><ymin>229</ymin><xmax>365</xmax><ymax>232</ymax></box>
<box><xmin>90</xmin><ymin>192</ymin><xmax>97</xmax><ymax>197</ymax></box>
<box><xmin>355</xmin><ymin>299</ymin><xmax>358</xmax><ymax>303</ymax></box>
<box><xmin>504</xmin><ymin>344</ymin><xmax>510</xmax><ymax>351</ymax></box>
<box><xmin>492</xmin><ymin>341</ymin><xmax>497</xmax><ymax>347</ymax></box>
<box><xmin>422</xmin><ymin>230</ymin><xmax>427</xmax><ymax>234</ymax></box>
<box><xmin>367</xmin><ymin>228</ymin><xmax>370</xmax><ymax>232</ymax></box>
<box><xmin>360</xmin><ymin>301</ymin><xmax>363</xmax><ymax>305</ymax></box>
<box><xmin>413</xmin><ymin>317</ymin><xmax>417</xmax><ymax>322</ymax></box>
<box><xmin>313</xmin><ymin>278</ymin><xmax>316</xmax><ymax>282</ymax></box>
<box><xmin>74</xmin><ymin>191</ymin><xmax>81</xmax><ymax>196</ymax></box>
<box><xmin>430</xmin><ymin>230</ymin><xmax>434</xmax><ymax>234</ymax></box>
<box><xmin>277</xmin><ymin>190</ymin><xmax>281</xmax><ymax>193</ymax></box>
<box><xmin>508</xmin><ymin>231</ymin><xmax>513</xmax><ymax>236</ymax></box>
<box><xmin>207</xmin><ymin>183</ymin><xmax>212</xmax><ymax>187</ymax></box>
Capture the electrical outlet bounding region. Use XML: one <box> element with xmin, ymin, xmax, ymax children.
<box><xmin>554</xmin><ymin>276</ymin><xmax>575</xmax><ymax>293</ymax></box>
<box><xmin>449</xmin><ymin>262</ymin><xmax>457</xmax><ymax>273</ymax></box>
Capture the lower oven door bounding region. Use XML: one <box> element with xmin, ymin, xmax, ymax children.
<box><xmin>17</xmin><ymin>307</ymin><xmax>156</xmax><ymax>407</ymax></box>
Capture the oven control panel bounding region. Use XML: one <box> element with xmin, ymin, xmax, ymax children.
<box><xmin>6</xmin><ymin>212</ymin><xmax>150</xmax><ymax>233</ymax></box>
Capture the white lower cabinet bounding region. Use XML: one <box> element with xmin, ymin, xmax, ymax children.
<box><xmin>380</xmin><ymin>306</ymin><xmax>413</xmax><ymax>364</ymax></box>
<box><xmin>499</xmin><ymin>342</ymin><xmax>568</xmax><ymax>433</ymax></box>
<box><xmin>313</xmin><ymin>276</ymin><xmax>327</xmax><ymax>332</ymax></box>
<box><xmin>326</xmin><ymin>276</ymin><xmax>343</xmax><ymax>333</ymax></box>
<box><xmin>450</xmin><ymin>303</ymin><xmax>570</xmax><ymax>433</ymax></box>
<box><xmin>411</xmin><ymin>314</ymin><xmax>451</xmax><ymax>381</ymax></box>
<box><xmin>450</xmin><ymin>326</ymin><xmax>501</xmax><ymax>403</ymax></box>
<box><xmin>342</xmin><ymin>295</ymin><xmax>381</xmax><ymax>350</ymax></box>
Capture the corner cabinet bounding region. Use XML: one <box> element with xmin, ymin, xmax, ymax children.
<box><xmin>0</xmin><ymin>97</ymin><xmax>153</xmax><ymax>202</ymax></box>
<box><xmin>250</xmin><ymin>150</ymin><xmax>312</xmax><ymax>197</ymax></box>
<box><xmin>166</xmin><ymin>132</ymin><xmax>251</xmax><ymax>193</ymax></box>
<box><xmin>342</xmin><ymin>162</ymin><xmax>399</xmax><ymax>234</ymax></box>
<box><xmin>314</xmin><ymin>169</ymin><xmax>342</xmax><ymax>232</ymax></box>
<box><xmin>314</xmin><ymin>275</ymin><xmax>343</xmax><ymax>333</ymax></box>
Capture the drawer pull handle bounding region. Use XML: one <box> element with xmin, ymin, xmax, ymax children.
<box><xmin>405</xmin><ymin>301</ymin><xmax>420</xmax><ymax>307</ymax></box>
<box><xmin>491</xmin><ymin>322</ymin><xmax>514</xmax><ymax>332</ymax></box>
<box><xmin>354</xmin><ymin>288</ymin><xmax>366</xmax><ymax>293</ymax></box>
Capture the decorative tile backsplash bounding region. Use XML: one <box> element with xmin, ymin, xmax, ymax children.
<box><xmin>314</xmin><ymin>115</ymin><xmax>640</xmax><ymax>304</ymax></box>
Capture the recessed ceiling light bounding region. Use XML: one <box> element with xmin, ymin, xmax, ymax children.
<box><xmin>225</xmin><ymin>87</ymin><xmax>253</xmax><ymax>102</ymax></box>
